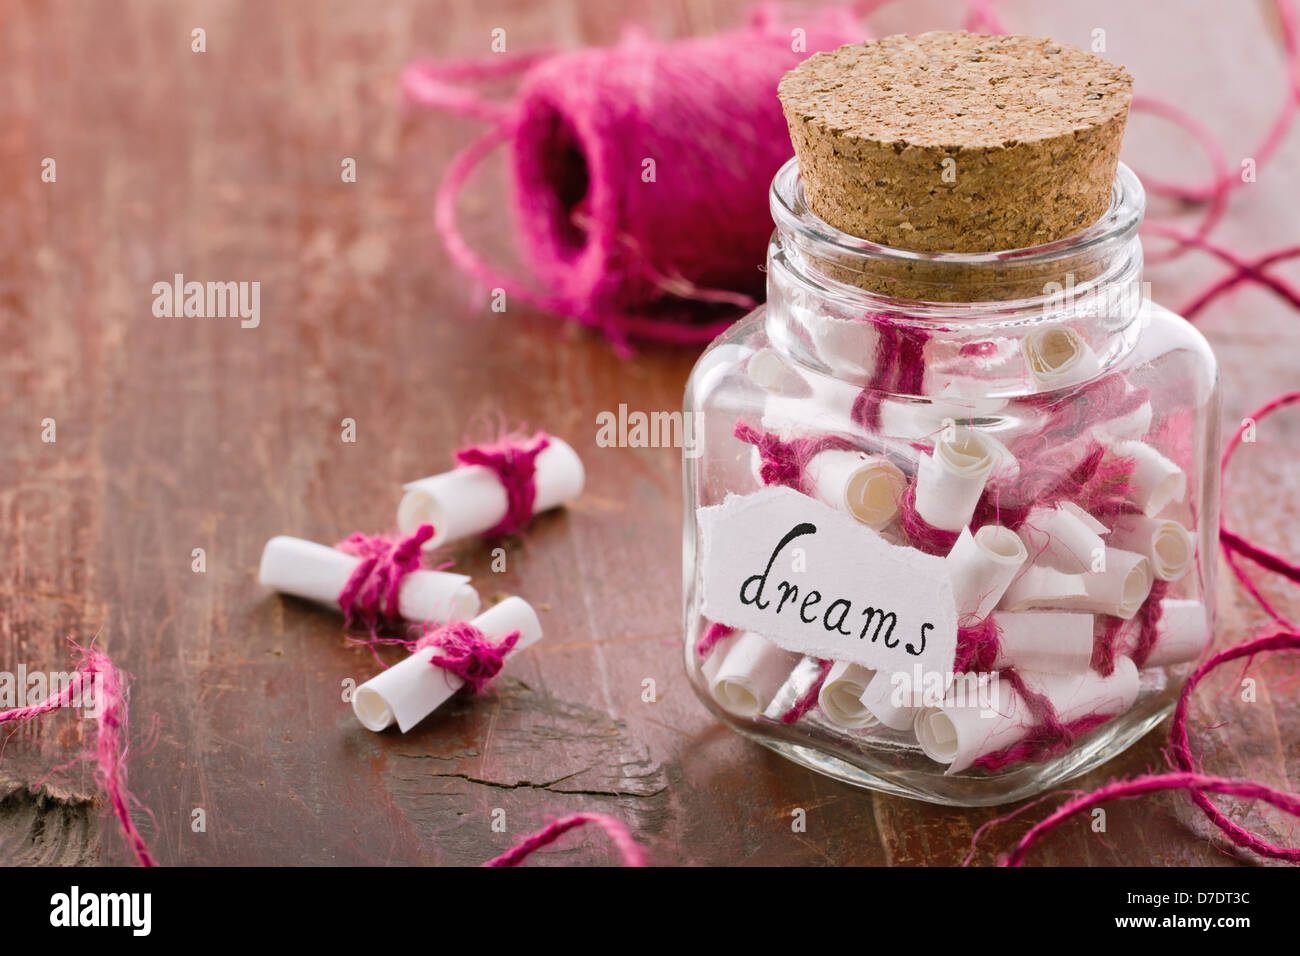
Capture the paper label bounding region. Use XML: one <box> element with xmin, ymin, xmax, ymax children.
<box><xmin>698</xmin><ymin>486</ymin><xmax>957</xmax><ymax>676</ymax></box>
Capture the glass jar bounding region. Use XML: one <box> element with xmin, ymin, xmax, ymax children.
<box><xmin>682</xmin><ymin>158</ymin><xmax>1220</xmax><ymax>806</ymax></box>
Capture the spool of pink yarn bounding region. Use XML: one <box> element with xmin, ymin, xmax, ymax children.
<box><xmin>405</xmin><ymin>6</ymin><xmax>863</xmax><ymax>351</ymax></box>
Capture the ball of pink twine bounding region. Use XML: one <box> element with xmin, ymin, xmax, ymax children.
<box><xmin>403</xmin><ymin>5</ymin><xmax>863</xmax><ymax>353</ymax></box>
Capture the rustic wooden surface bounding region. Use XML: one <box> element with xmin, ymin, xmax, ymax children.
<box><xmin>1</xmin><ymin>0</ymin><xmax>1297</xmax><ymax>866</ymax></box>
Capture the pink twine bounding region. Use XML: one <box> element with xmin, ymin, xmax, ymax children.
<box><xmin>454</xmin><ymin>431</ymin><xmax>551</xmax><ymax>538</ymax></box>
<box><xmin>733</xmin><ymin>420</ymin><xmax>858</xmax><ymax>496</ymax></box>
<box><xmin>1219</xmin><ymin>392</ymin><xmax>1300</xmax><ymax>629</ymax></box>
<box><xmin>0</xmin><ymin>642</ymin><xmax>155</xmax><ymax>867</ymax></box>
<box><xmin>482</xmin><ymin>811</ymin><xmax>647</xmax><ymax>866</ymax></box>
<box><xmin>697</xmin><ymin>621</ymin><xmax>736</xmax><ymax>659</ymax></box>
<box><xmin>1003</xmin><ymin>772</ymin><xmax>1300</xmax><ymax>866</ymax></box>
<box><xmin>336</xmin><ymin>524</ymin><xmax>437</xmax><ymax>632</ymax></box>
<box><xmin>896</xmin><ymin>482</ymin><xmax>961</xmax><ymax>555</ymax></box>
<box><xmin>851</xmin><ymin>316</ymin><xmax>930</xmax><ymax>431</ymax></box>
<box><xmin>780</xmin><ymin>658</ymin><xmax>833</xmax><ymax>725</ymax></box>
<box><xmin>414</xmin><ymin>620</ymin><xmax>520</xmax><ymax>694</ymax></box>
<box><xmin>954</xmin><ymin>616</ymin><xmax>1000</xmax><ymax>674</ymax></box>
<box><xmin>1167</xmin><ymin>631</ymin><xmax>1300</xmax><ymax>861</ymax></box>
<box><xmin>406</xmin><ymin>5</ymin><xmax>863</xmax><ymax>352</ymax></box>
<box><xmin>974</xmin><ymin>668</ymin><xmax>1112</xmax><ymax>772</ymax></box>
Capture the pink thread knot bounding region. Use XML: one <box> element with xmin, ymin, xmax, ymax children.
<box><xmin>336</xmin><ymin>524</ymin><xmax>436</xmax><ymax>631</ymax></box>
<box><xmin>454</xmin><ymin>431</ymin><xmax>550</xmax><ymax>537</ymax></box>
<box><xmin>415</xmin><ymin>620</ymin><xmax>520</xmax><ymax>694</ymax></box>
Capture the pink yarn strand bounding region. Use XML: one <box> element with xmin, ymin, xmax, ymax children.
<box><xmin>1003</xmin><ymin>772</ymin><xmax>1300</xmax><ymax>867</ymax></box>
<box><xmin>1166</xmin><ymin>631</ymin><xmax>1300</xmax><ymax>861</ymax></box>
<box><xmin>0</xmin><ymin>643</ymin><xmax>156</xmax><ymax>867</ymax></box>
<box><xmin>482</xmin><ymin>811</ymin><xmax>646</xmax><ymax>867</ymax></box>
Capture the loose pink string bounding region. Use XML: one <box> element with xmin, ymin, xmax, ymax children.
<box><xmin>336</xmin><ymin>524</ymin><xmax>437</xmax><ymax>632</ymax></box>
<box><xmin>0</xmin><ymin>642</ymin><xmax>156</xmax><ymax>867</ymax></box>
<box><xmin>414</xmin><ymin>620</ymin><xmax>520</xmax><ymax>694</ymax></box>
<box><xmin>481</xmin><ymin>811</ymin><xmax>647</xmax><ymax>866</ymax></box>
<box><xmin>453</xmin><ymin>431</ymin><xmax>551</xmax><ymax>537</ymax></box>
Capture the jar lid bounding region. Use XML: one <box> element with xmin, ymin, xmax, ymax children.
<box><xmin>777</xmin><ymin>32</ymin><xmax>1133</xmax><ymax>254</ymax></box>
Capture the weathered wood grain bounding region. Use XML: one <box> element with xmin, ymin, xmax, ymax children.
<box><xmin>0</xmin><ymin>0</ymin><xmax>1296</xmax><ymax>866</ymax></box>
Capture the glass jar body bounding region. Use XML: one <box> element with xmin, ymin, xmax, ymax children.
<box><xmin>681</xmin><ymin>161</ymin><xmax>1220</xmax><ymax>806</ymax></box>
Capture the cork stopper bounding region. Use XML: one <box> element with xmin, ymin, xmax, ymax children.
<box><xmin>778</xmin><ymin>32</ymin><xmax>1133</xmax><ymax>254</ymax></box>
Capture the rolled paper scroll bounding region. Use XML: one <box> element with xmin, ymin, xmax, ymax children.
<box><xmin>1016</xmin><ymin>501</ymin><xmax>1107</xmax><ymax>573</ymax></box>
<box><xmin>1108</xmin><ymin>440</ymin><xmax>1186</xmax><ymax>517</ymax></box>
<box><xmin>1106</xmin><ymin>513</ymin><xmax>1195</xmax><ymax>582</ymax></box>
<box><xmin>397</xmin><ymin>437</ymin><xmax>585</xmax><ymax>548</ymax></box>
<box><xmin>913</xmin><ymin>427</ymin><xmax>998</xmax><ymax>532</ymax></box>
<box><xmin>1091</xmin><ymin>400</ymin><xmax>1153</xmax><ymax>443</ymax></box>
<box><xmin>817</xmin><ymin>661</ymin><xmax>880</xmax><ymax>730</ymax></box>
<box><xmin>1022</xmin><ymin>324</ymin><xmax>1101</xmax><ymax>390</ymax></box>
<box><xmin>708</xmin><ymin>631</ymin><xmax>801</xmax><ymax>718</ymax></box>
<box><xmin>351</xmin><ymin>597</ymin><xmax>542</xmax><ymax>732</ymax></box>
<box><xmin>947</xmin><ymin>525</ymin><xmax>1029</xmax><ymax>622</ymax></box>
<box><xmin>859</xmin><ymin>668</ymin><xmax>918</xmax><ymax>732</ymax></box>
<box><xmin>878</xmin><ymin>391</ymin><xmax>1012</xmax><ymax>442</ymax></box>
<box><xmin>746</xmin><ymin>348</ymin><xmax>807</xmax><ymax>395</ymax></box>
<box><xmin>991</xmin><ymin>611</ymin><xmax>1095</xmax><ymax>673</ymax></box>
<box><xmin>999</xmin><ymin>565</ymin><xmax>1089</xmax><ymax>612</ymax></box>
<box><xmin>806</xmin><ymin>450</ymin><xmax>906</xmax><ymax>530</ymax></box>
<box><xmin>1000</xmin><ymin>549</ymin><xmax>1152</xmax><ymax>620</ymax></box>
<box><xmin>914</xmin><ymin>656</ymin><xmax>1140</xmax><ymax>774</ymax></box>
<box><xmin>1082</xmin><ymin>548</ymin><xmax>1154</xmax><ymax>619</ymax></box>
<box><xmin>258</xmin><ymin>536</ymin><xmax>480</xmax><ymax>623</ymax></box>
<box><xmin>1133</xmin><ymin>599</ymin><xmax>1210</xmax><ymax>668</ymax></box>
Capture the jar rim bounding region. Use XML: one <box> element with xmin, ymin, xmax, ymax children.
<box><xmin>769</xmin><ymin>158</ymin><xmax>1145</xmax><ymax>273</ymax></box>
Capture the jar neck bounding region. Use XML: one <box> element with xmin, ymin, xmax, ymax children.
<box><xmin>764</xmin><ymin>160</ymin><xmax>1148</xmax><ymax>396</ymax></box>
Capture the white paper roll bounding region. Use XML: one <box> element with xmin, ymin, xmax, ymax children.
<box><xmin>708</xmin><ymin>632</ymin><xmax>801</xmax><ymax>718</ymax></box>
<box><xmin>397</xmin><ymin>437</ymin><xmax>585</xmax><ymax>548</ymax></box>
<box><xmin>991</xmin><ymin>610</ymin><xmax>1095</xmax><ymax>673</ymax></box>
<box><xmin>1000</xmin><ymin>549</ymin><xmax>1152</xmax><ymax>620</ymax></box>
<box><xmin>1082</xmin><ymin>548</ymin><xmax>1154</xmax><ymax>619</ymax></box>
<box><xmin>947</xmin><ymin>525</ymin><xmax>1029</xmax><ymax>622</ymax></box>
<box><xmin>1108</xmin><ymin>440</ymin><xmax>1186</xmax><ymax>517</ymax></box>
<box><xmin>859</xmin><ymin>668</ymin><xmax>919</xmax><ymax>732</ymax></box>
<box><xmin>1016</xmin><ymin>502</ymin><xmax>1107</xmax><ymax>573</ymax></box>
<box><xmin>351</xmin><ymin>597</ymin><xmax>542</xmax><ymax>732</ymax></box>
<box><xmin>998</xmin><ymin>565</ymin><xmax>1089</xmax><ymax>612</ymax></box>
<box><xmin>700</xmin><ymin>631</ymin><xmax>740</xmax><ymax>685</ymax></box>
<box><xmin>1091</xmin><ymin>401</ymin><xmax>1153</xmax><ymax>443</ymax></box>
<box><xmin>1106</xmin><ymin>513</ymin><xmax>1195</xmax><ymax>582</ymax></box>
<box><xmin>1136</xmin><ymin>599</ymin><xmax>1210</xmax><ymax>668</ymax></box>
<box><xmin>914</xmin><ymin>428</ymin><xmax>998</xmax><ymax>532</ymax></box>
<box><xmin>817</xmin><ymin>661</ymin><xmax>880</xmax><ymax>730</ymax></box>
<box><xmin>1023</xmin><ymin>324</ymin><xmax>1101</xmax><ymax>390</ymax></box>
<box><xmin>258</xmin><ymin>536</ymin><xmax>481</xmax><ymax>624</ymax></box>
<box><xmin>746</xmin><ymin>348</ymin><xmax>806</xmax><ymax>395</ymax></box>
<box><xmin>807</xmin><ymin>450</ymin><xmax>906</xmax><ymax>530</ymax></box>
<box><xmin>915</xmin><ymin>656</ymin><xmax>1139</xmax><ymax>774</ymax></box>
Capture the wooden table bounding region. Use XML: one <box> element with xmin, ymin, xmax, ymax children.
<box><xmin>2</xmin><ymin>0</ymin><xmax>1297</xmax><ymax>866</ymax></box>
